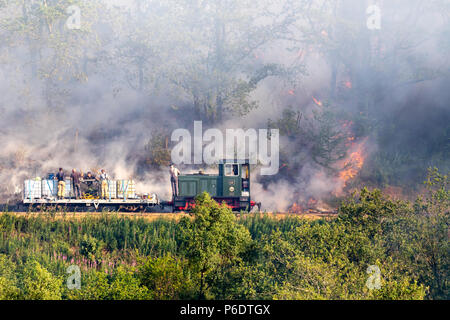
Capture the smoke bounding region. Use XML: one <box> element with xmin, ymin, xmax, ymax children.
<box><xmin>0</xmin><ymin>0</ymin><xmax>448</xmax><ymax>210</ymax></box>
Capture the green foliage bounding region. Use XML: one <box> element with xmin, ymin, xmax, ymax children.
<box><xmin>108</xmin><ymin>266</ymin><xmax>150</xmax><ymax>300</ymax></box>
<box><xmin>267</xmin><ymin>107</ymin><xmax>302</xmax><ymax>137</ymax></box>
<box><xmin>309</xmin><ymin>104</ymin><xmax>348</xmax><ymax>168</ymax></box>
<box><xmin>20</xmin><ymin>260</ymin><xmax>63</xmax><ymax>300</ymax></box>
<box><xmin>268</xmin><ymin>104</ymin><xmax>350</xmax><ymax>179</ymax></box>
<box><xmin>369</xmin><ymin>276</ymin><xmax>426</xmax><ymax>300</ymax></box>
<box><xmin>144</xmin><ymin>131</ymin><xmax>171</xmax><ymax>168</ymax></box>
<box><xmin>67</xmin><ymin>267</ymin><xmax>149</xmax><ymax>300</ymax></box>
<box><xmin>138</xmin><ymin>254</ymin><xmax>193</xmax><ymax>299</ymax></box>
<box><xmin>0</xmin><ymin>255</ymin><xmax>19</xmax><ymax>299</ymax></box>
<box><xmin>0</xmin><ymin>180</ymin><xmax>447</xmax><ymax>300</ymax></box>
<box><xmin>66</xmin><ymin>271</ymin><xmax>110</xmax><ymax>300</ymax></box>
<box><xmin>338</xmin><ymin>187</ymin><xmax>401</xmax><ymax>234</ymax></box>
<box><xmin>0</xmin><ymin>276</ymin><xmax>19</xmax><ymax>300</ymax></box>
<box><xmin>80</xmin><ymin>234</ymin><xmax>101</xmax><ymax>261</ymax></box>
<box><xmin>421</xmin><ymin>167</ymin><xmax>450</xmax><ymax>215</ymax></box>
<box><xmin>177</xmin><ymin>192</ymin><xmax>252</xmax><ymax>299</ymax></box>
<box><xmin>263</xmin><ymin>231</ymin><xmax>343</xmax><ymax>299</ymax></box>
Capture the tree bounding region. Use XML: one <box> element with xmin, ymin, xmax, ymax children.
<box><xmin>67</xmin><ymin>267</ymin><xmax>149</xmax><ymax>300</ymax></box>
<box><xmin>308</xmin><ymin>104</ymin><xmax>349</xmax><ymax>168</ymax></box>
<box><xmin>0</xmin><ymin>255</ymin><xmax>19</xmax><ymax>300</ymax></box>
<box><xmin>144</xmin><ymin>131</ymin><xmax>171</xmax><ymax>168</ymax></box>
<box><xmin>108</xmin><ymin>0</ymin><xmax>171</xmax><ymax>94</ymax></box>
<box><xmin>138</xmin><ymin>254</ymin><xmax>193</xmax><ymax>299</ymax></box>
<box><xmin>338</xmin><ymin>187</ymin><xmax>401</xmax><ymax>236</ymax></box>
<box><xmin>108</xmin><ymin>266</ymin><xmax>149</xmax><ymax>300</ymax></box>
<box><xmin>386</xmin><ymin>168</ymin><xmax>450</xmax><ymax>299</ymax></box>
<box><xmin>0</xmin><ymin>0</ymin><xmax>102</xmax><ymax>108</ymax></box>
<box><xmin>162</xmin><ymin>0</ymin><xmax>301</xmax><ymax>122</ymax></box>
<box><xmin>66</xmin><ymin>271</ymin><xmax>110</xmax><ymax>300</ymax></box>
<box><xmin>177</xmin><ymin>192</ymin><xmax>251</xmax><ymax>299</ymax></box>
<box><xmin>420</xmin><ymin>167</ymin><xmax>450</xmax><ymax>215</ymax></box>
<box><xmin>20</xmin><ymin>260</ymin><xmax>63</xmax><ymax>300</ymax></box>
<box><xmin>80</xmin><ymin>234</ymin><xmax>101</xmax><ymax>261</ymax></box>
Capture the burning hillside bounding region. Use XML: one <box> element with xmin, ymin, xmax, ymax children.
<box><xmin>0</xmin><ymin>0</ymin><xmax>447</xmax><ymax>213</ymax></box>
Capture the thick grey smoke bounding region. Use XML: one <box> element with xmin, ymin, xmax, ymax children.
<box><xmin>0</xmin><ymin>0</ymin><xmax>448</xmax><ymax>210</ymax></box>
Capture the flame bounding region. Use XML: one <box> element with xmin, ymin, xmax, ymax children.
<box><xmin>254</xmin><ymin>51</ymin><xmax>264</xmax><ymax>59</ymax></box>
<box><xmin>338</xmin><ymin>139</ymin><xmax>367</xmax><ymax>188</ymax></box>
<box><xmin>288</xmin><ymin>202</ymin><xmax>303</xmax><ymax>213</ymax></box>
<box><xmin>341</xmin><ymin>120</ymin><xmax>353</xmax><ymax>128</ymax></box>
<box><xmin>312</xmin><ymin>97</ymin><xmax>322</xmax><ymax>106</ymax></box>
<box><xmin>288</xmin><ymin>197</ymin><xmax>335</xmax><ymax>214</ymax></box>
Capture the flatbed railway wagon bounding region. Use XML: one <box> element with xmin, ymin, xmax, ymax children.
<box><xmin>21</xmin><ymin>178</ymin><xmax>160</xmax><ymax>212</ymax></box>
<box><xmin>21</xmin><ymin>197</ymin><xmax>160</xmax><ymax>212</ymax></box>
<box><xmin>173</xmin><ymin>159</ymin><xmax>260</xmax><ymax>212</ymax></box>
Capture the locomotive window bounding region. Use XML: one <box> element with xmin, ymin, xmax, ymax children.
<box><xmin>224</xmin><ymin>164</ymin><xmax>239</xmax><ymax>176</ymax></box>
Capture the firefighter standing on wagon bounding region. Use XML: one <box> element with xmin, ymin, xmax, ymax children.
<box><xmin>55</xmin><ymin>168</ymin><xmax>65</xmax><ymax>200</ymax></box>
<box><xmin>70</xmin><ymin>169</ymin><xmax>82</xmax><ymax>199</ymax></box>
<box><xmin>98</xmin><ymin>169</ymin><xmax>109</xmax><ymax>200</ymax></box>
<box><xmin>170</xmin><ymin>164</ymin><xmax>180</xmax><ymax>198</ymax></box>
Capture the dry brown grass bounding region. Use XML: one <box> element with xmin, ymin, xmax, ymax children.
<box><xmin>239</xmin><ymin>212</ymin><xmax>337</xmax><ymax>221</ymax></box>
<box><xmin>0</xmin><ymin>211</ymin><xmax>190</xmax><ymax>222</ymax></box>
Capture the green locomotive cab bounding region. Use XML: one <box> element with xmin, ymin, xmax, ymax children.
<box><xmin>174</xmin><ymin>159</ymin><xmax>257</xmax><ymax>212</ymax></box>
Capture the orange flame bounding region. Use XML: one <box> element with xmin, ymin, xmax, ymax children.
<box><xmin>338</xmin><ymin>139</ymin><xmax>367</xmax><ymax>188</ymax></box>
<box><xmin>279</xmin><ymin>163</ymin><xmax>288</xmax><ymax>169</ymax></box>
<box><xmin>288</xmin><ymin>202</ymin><xmax>303</xmax><ymax>213</ymax></box>
<box><xmin>341</xmin><ymin>120</ymin><xmax>353</xmax><ymax>128</ymax></box>
<box><xmin>312</xmin><ymin>97</ymin><xmax>322</xmax><ymax>106</ymax></box>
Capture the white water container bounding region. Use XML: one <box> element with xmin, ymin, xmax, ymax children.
<box><xmin>42</xmin><ymin>180</ymin><xmax>57</xmax><ymax>198</ymax></box>
<box><xmin>106</xmin><ymin>180</ymin><xmax>117</xmax><ymax>199</ymax></box>
<box><xmin>117</xmin><ymin>180</ymin><xmax>136</xmax><ymax>199</ymax></box>
<box><xmin>64</xmin><ymin>179</ymin><xmax>72</xmax><ymax>198</ymax></box>
<box><xmin>24</xmin><ymin>180</ymin><xmax>42</xmax><ymax>199</ymax></box>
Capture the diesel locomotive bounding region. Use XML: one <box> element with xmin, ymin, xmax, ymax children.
<box><xmin>173</xmin><ymin>159</ymin><xmax>260</xmax><ymax>212</ymax></box>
